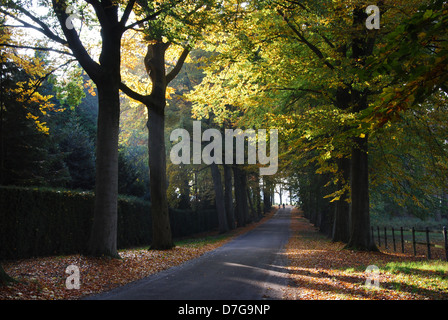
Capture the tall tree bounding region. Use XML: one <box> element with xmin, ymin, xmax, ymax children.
<box><xmin>187</xmin><ymin>0</ymin><xmax>431</xmax><ymax>250</ymax></box>
<box><xmin>210</xmin><ymin>162</ymin><xmax>229</xmax><ymax>233</ymax></box>
<box><xmin>119</xmin><ymin>1</ymin><xmax>217</xmax><ymax>249</ymax></box>
<box><xmin>121</xmin><ymin>39</ymin><xmax>188</xmax><ymax>249</ymax></box>
<box><xmin>1</xmin><ymin>0</ymin><xmax>172</xmax><ymax>257</ymax></box>
<box><xmin>223</xmin><ymin>163</ymin><xmax>236</xmax><ymax>229</ymax></box>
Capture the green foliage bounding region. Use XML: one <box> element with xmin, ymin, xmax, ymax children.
<box><xmin>170</xmin><ymin>208</ymin><xmax>218</xmax><ymax>238</ymax></box>
<box><xmin>118</xmin><ymin>149</ymin><xmax>148</xmax><ymax>198</ymax></box>
<box><xmin>49</xmin><ymin>66</ymin><xmax>87</xmax><ymax>109</ymax></box>
<box><xmin>0</xmin><ymin>186</ymin><xmax>95</xmax><ymax>259</ymax></box>
<box><xmin>186</xmin><ymin>0</ymin><xmax>448</xmax><ymax>224</ymax></box>
<box><xmin>0</xmin><ymin>58</ymin><xmax>70</xmax><ymax>187</ymax></box>
<box><xmin>383</xmin><ymin>260</ymin><xmax>448</xmax><ymax>276</ymax></box>
<box><xmin>370</xmin><ymin>213</ymin><xmax>448</xmax><ymax>231</ymax></box>
<box><xmin>369</xmin><ymin>0</ymin><xmax>448</xmax><ymax>122</ymax></box>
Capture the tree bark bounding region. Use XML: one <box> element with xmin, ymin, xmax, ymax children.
<box><xmin>233</xmin><ymin>166</ymin><xmax>246</xmax><ymax>227</ymax></box>
<box><xmin>332</xmin><ymin>157</ymin><xmax>351</xmax><ymax>243</ymax></box>
<box><xmin>211</xmin><ymin>163</ymin><xmax>229</xmax><ymax>233</ymax></box>
<box><xmin>263</xmin><ymin>178</ymin><xmax>273</xmax><ymax>213</ymax></box>
<box><xmin>255</xmin><ymin>175</ymin><xmax>262</xmax><ymax>220</ymax></box>
<box><xmin>345</xmin><ymin>136</ymin><xmax>377</xmax><ymax>251</ymax></box>
<box><xmin>88</xmin><ymin>82</ymin><xmax>120</xmax><ymax>257</ymax></box>
<box><xmin>247</xmin><ymin>186</ymin><xmax>256</xmax><ymax>221</ymax></box>
<box><xmin>342</xmin><ymin>6</ymin><xmax>377</xmax><ymax>251</ymax></box>
<box><xmin>121</xmin><ymin>40</ymin><xmax>190</xmax><ymax>250</ymax></box>
<box><xmin>147</xmin><ymin>105</ymin><xmax>174</xmax><ymax>249</ymax></box>
<box><xmin>50</xmin><ymin>0</ymin><xmax>128</xmax><ymax>258</ymax></box>
<box><xmin>224</xmin><ymin>164</ymin><xmax>235</xmax><ymax>229</ymax></box>
<box><xmin>240</xmin><ymin>169</ymin><xmax>251</xmax><ymax>224</ymax></box>
<box><xmin>0</xmin><ymin>263</ymin><xmax>15</xmax><ymax>286</ymax></box>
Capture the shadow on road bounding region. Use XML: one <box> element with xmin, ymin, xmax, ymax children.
<box><xmin>87</xmin><ymin>207</ymin><xmax>292</xmax><ymax>300</ymax></box>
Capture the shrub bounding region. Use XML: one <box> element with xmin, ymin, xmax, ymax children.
<box><xmin>0</xmin><ymin>186</ymin><xmax>217</xmax><ymax>260</ymax></box>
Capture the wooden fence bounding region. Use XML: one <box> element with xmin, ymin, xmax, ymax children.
<box><xmin>371</xmin><ymin>226</ymin><xmax>448</xmax><ymax>261</ymax></box>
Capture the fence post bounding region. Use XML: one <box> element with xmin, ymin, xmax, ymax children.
<box><xmin>425</xmin><ymin>227</ymin><xmax>431</xmax><ymax>260</ymax></box>
<box><xmin>392</xmin><ymin>227</ymin><xmax>396</xmax><ymax>252</ymax></box>
<box><xmin>384</xmin><ymin>227</ymin><xmax>388</xmax><ymax>249</ymax></box>
<box><xmin>443</xmin><ymin>226</ymin><xmax>447</xmax><ymax>262</ymax></box>
<box><xmin>400</xmin><ymin>227</ymin><xmax>404</xmax><ymax>253</ymax></box>
<box><xmin>412</xmin><ymin>227</ymin><xmax>416</xmax><ymax>256</ymax></box>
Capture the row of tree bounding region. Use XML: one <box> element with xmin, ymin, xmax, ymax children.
<box><xmin>1</xmin><ymin>0</ymin><xmax>447</xmax><ymax>285</ymax></box>
<box><xmin>186</xmin><ymin>0</ymin><xmax>448</xmax><ymax>250</ymax></box>
<box><xmin>0</xmin><ymin>0</ymin><xmax>281</xmax><ymax>284</ymax></box>
<box><xmin>1</xmin><ymin>0</ymin><xmax>219</xmax><ymax>258</ymax></box>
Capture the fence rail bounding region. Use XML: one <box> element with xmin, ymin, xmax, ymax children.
<box><xmin>371</xmin><ymin>226</ymin><xmax>448</xmax><ymax>261</ymax></box>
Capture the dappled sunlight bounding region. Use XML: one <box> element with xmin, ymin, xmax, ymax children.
<box><xmin>284</xmin><ymin>211</ymin><xmax>448</xmax><ymax>300</ymax></box>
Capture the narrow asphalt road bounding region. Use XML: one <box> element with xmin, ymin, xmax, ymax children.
<box><xmin>86</xmin><ymin>207</ymin><xmax>291</xmax><ymax>300</ymax></box>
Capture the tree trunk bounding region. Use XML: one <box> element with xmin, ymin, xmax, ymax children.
<box><xmin>119</xmin><ymin>40</ymin><xmax>188</xmax><ymax>250</ymax></box>
<box><xmin>240</xmin><ymin>169</ymin><xmax>251</xmax><ymax>224</ymax></box>
<box><xmin>343</xmin><ymin>6</ymin><xmax>377</xmax><ymax>251</ymax></box>
<box><xmin>255</xmin><ymin>176</ymin><xmax>262</xmax><ymax>220</ymax></box>
<box><xmin>346</xmin><ymin>136</ymin><xmax>377</xmax><ymax>251</ymax></box>
<box><xmin>224</xmin><ymin>164</ymin><xmax>235</xmax><ymax>229</ymax></box>
<box><xmin>143</xmin><ymin>41</ymin><xmax>178</xmax><ymax>250</ymax></box>
<box><xmin>247</xmin><ymin>186</ymin><xmax>256</xmax><ymax>221</ymax></box>
<box><xmin>278</xmin><ymin>184</ymin><xmax>283</xmax><ymax>206</ymax></box>
<box><xmin>88</xmin><ymin>82</ymin><xmax>120</xmax><ymax>257</ymax></box>
<box><xmin>263</xmin><ymin>179</ymin><xmax>271</xmax><ymax>213</ymax></box>
<box><xmin>147</xmin><ymin>105</ymin><xmax>174</xmax><ymax>250</ymax></box>
<box><xmin>233</xmin><ymin>166</ymin><xmax>246</xmax><ymax>227</ymax></box>
<box><xmin>211</xmin><ymin>163</ymin><xmax>229</xmax><ymax>233</ymax></box>
<box><xmin>0</xmin><ymin>263</ymin><xmax>15</xmax><ymax>286</ymax></box>
<box><xmin>332</xmin><ymin>157</ymin><xmax>350</xmax><ymax>243</ymax></box>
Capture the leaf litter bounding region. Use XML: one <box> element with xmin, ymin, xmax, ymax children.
<box><xmin>0</xmin><ymin>210</ymin><xmax>275</xmax><ymax>300</ymax></box>
<box><xmin>283</xmin><ymin>208</ymin><xmax>448</xmax><ymax>300</ymax></box>
<box><xmin>2</xmin><ymin>208</ymin><xmax>447</xmax><ymax>300</ymax></box>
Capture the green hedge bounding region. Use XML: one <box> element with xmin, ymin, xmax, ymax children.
<box><xmin>169</xmin><ymin>208</ymin><xmax>218</xmax><ymax>238</ymax></box>
<box><xmin>0</xmin><ymin>186</ymin><xmax>217</xmax><ymax>260</ymax></box>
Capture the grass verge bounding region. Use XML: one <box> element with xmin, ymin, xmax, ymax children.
<box><xmin>284</xmin><ymin>208</ymin><xmax>448</xmax><ymax>300</ymax></box>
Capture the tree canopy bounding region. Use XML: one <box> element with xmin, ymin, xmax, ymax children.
<box><xmin>1</xmin><ymin>0</ymin><xmax>447</xmax><ymax>283</ymax></box>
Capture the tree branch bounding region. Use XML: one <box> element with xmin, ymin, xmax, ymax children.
<box><xmin>0</xmin><ymin>8</ymin><xmax>67</xmax><ymax>45</ymax></box>
<box><xmin>84</xmin><ymin>0</ymin><xmax>111</xmax><ymax>30</ymax></box>
<box><xmin>166</xmin><ymin>46</ymin><xmax>190</xmax><ymax>84</ymax></box>
<box><xmin>13</xmin><ymin>58</ymin><xmax>76</xmax><ymax>104</ymax></box>
<box><xmin>0</xmin><ymin>43</ymin><xmax>74</xmax><ymax>57</ymax></box>
<box><xmin>278</xmin><ymin>9</ymin><xmax>334</xmax><ymax>70</ymax></box>
<box><xmin>124</xmin><ymin>0</ymin><xmax>183</xmax><ymax>31</ymax></box>
<box><xmin>51</xmin><ymin>0</ymin><xmax>101</xmax><ymax>81</ymax></box>
<box><xmin>124</xmin><ymin>9</ymin><xmax>162</xmax><ymax>30</ymax></box>
<box><xmin>120</xmin><ymin>0</ymin><xmax>136</xmax><ymax>26</ymax></box>
<box><xmin>319</xmin><ymin>33</ymin><xmax>336</xmax><ymax>49</ymax></box>
<box><xmin>271</xmin><ymin>87</ymin><xmax>323</xmax><ymax>94</ymax></box>
<box><xmin>119</xmin><ymin>82</ymin><xmax>155</xmax><ymax>106</ymax></box>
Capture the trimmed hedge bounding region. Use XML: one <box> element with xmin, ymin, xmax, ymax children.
<box><xmin>0</xmin><ymin>186</ymin><xmax>217</xmax><ymax>260</ymax></box>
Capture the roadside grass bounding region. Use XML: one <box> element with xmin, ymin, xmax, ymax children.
<box><xmin>381</xmin><ymin>260</ymin><xmax>448</xmax><ymax>294</ymax></box>
<box><xmin>175</xmin><ymin>234</ymin><xmax>229</xmax><ymax>248</ymax></box>
<box><xmin>341</xmin><ymin>260</ymin><xmax>448</xmax><ymax>296</ymax></box>
<box><xmin>284</xmin><ymin>208</ymin><xmax>448</xmax><ymax>300</ymax></box>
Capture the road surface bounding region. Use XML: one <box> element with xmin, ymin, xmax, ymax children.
<box><xmin>86</xmin><ymin>207</ymin><xmax>291</xmax><ymax>300</ymax></box>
